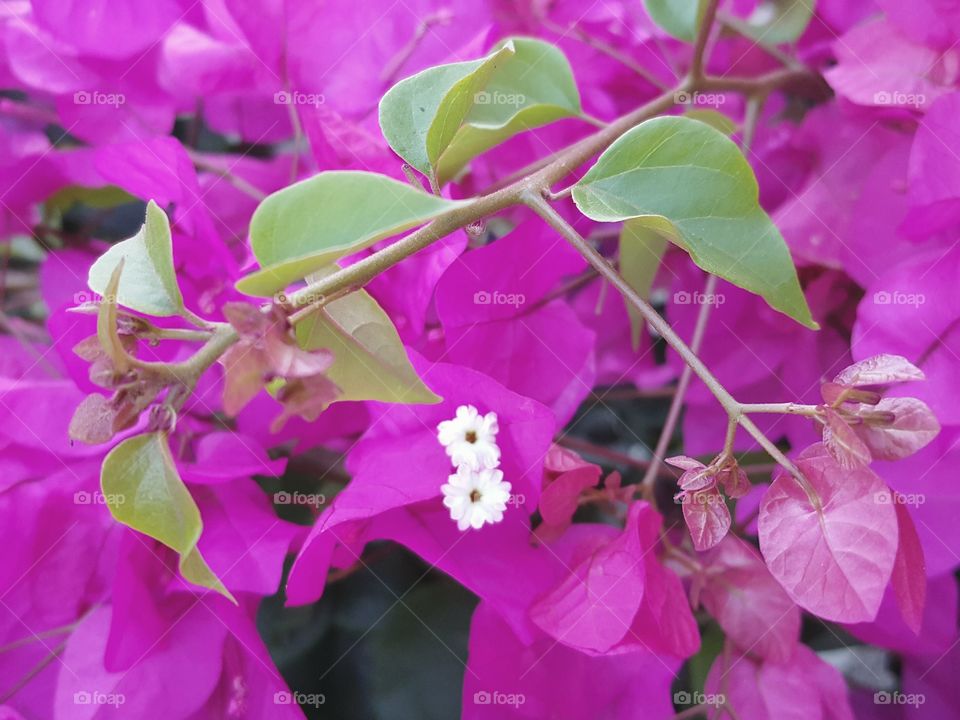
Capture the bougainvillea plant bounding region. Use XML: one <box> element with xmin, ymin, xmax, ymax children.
<box><xmin>1</xmin><ymin>0</ymin><xmax>959</xmax><ymax>717</ymax></box>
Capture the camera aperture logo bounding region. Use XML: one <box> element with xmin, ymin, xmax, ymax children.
<box><xmin>473</xmin><ymin>290</ymin><xmax>526</xmax><ymax>308</ymax></box>
<box><xmin>473</xmin><ymin>690</ymin><xmax>525</xmax><ymax>707</ymax></box>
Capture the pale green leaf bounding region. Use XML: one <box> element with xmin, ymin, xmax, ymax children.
<box><xmin>88</xmin><ymin>200</ymin><xmax>184</xmax><ymax>316</ymax></box>
<box><xmin>101</xmin><ymin>432</ymin><xmax>235</xmax><ymax>602</ymax></box>
<box><xmin>683</xmin><ymin>108</ymin><xmax>737</xmax><ymax>135</ymax></box>
<box><xmin>379</xmin><ymin>37</ymin><xmax>582</xmax><ymax>186</ymax></box>
<box><xmin>296</xmin><ymin>279</ymin><xmax>440</xmax><ymax>405</ymax></box>
<box><xmin>45</xmin><ymin>184</ymin><xmax>133</xmax><ymax>218</ymax></box>
<box><xmin>643</xmin><ymin>0</ymin><xmax>709</xmax><ymax>41</ymax></box>
<box><xmin>236</xmin><ymin>171</ymin><xmax>464</xmax><ymax>297</ymax></box>
<box><xmin>380</xmin><ymin>44</ymin><xmax>512</xmax><ymax>183</ymax></box>
<box><xmin>619</xmin><ymin>220</ymin><xmax>668</xmax><ymax>350</ymax></box>
<box><xmin>573</xmin><ymin>116</ymin><xmax>817</xmax><ymax>329</ymax></box>
<box><xmin>740</xmin><ymin>0</ymin><xmax>816</xmax><ymax>44</ymax></box>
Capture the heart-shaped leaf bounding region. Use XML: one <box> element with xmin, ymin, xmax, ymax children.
<box><xmin>88</xmin><ymin>200</ymin><xmax>185</xmax><ymax>316</ymax></box>
<box><xmin>379</xmin><ymin>37</ymin><xmax>581</xmax><ymax>187</ymax></box>
<box><xmin>758</xmin><ymin>444</ymin><xmax>898</xmax><ymax>622</ymax></box>
<box><xmin>683</xmin><ymin>489</ymin><xmax>731</xmax><ymax>551</ymax></box>
<box><xmin>101</xmin><ymin>432</ymin><xmax>235</xmax><ymax>602</ymax></box>
<box><xmin>573</xmin><ymin>116</ymin><xmax>817</xmax><ymax>329</ymax></box>
<box><xmin>236</xmin><ymin>171</ymin><xmax>464</xmax><ymax>297</ymax></box>
<box><xmin>296</xmin><ymin>283</ymin><xmax>439</xmax><ymax>405</ymax></box>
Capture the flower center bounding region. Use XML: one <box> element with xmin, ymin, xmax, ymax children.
<box><xmin>465</xmin><ymin>430</ymin><xmax>478</xmax><ymax>443</ymax></box>
<box><xmin>469</xmin><ymin>489</ymin><xmax>482</xmax><ymax>503</ymax></box>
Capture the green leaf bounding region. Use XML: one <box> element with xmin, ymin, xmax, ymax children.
<box><xmin>379</xmin><ymin>37</ymin><xmax>581</xmax><ymax>186</ymax></box>
<box><xmin>686</xmin><ymin>623</ymin><xmax>725</xmax><ymax>697</ymax></box>
<box><xmin>44</xmin><ymin>184</ymin><xmax>134</xmax><ymax>218</ymax></box>
<box><xmin>236</xmin><ymin>171</ymin><xmax>464</xmax><ymax>297</ymax></box>
<box><xmin>101</xmin><ymin>432</ymin><xmax>235</xmax><ymax>602</ymax></box>
<box><xmin>88</xmin><ymin>200</ymin><xmax>185</xmax><ymax>316</ymax></box>
<box><xmin>619</xmin><ymin>220</ymin><xmax>668</xmax><ymax>350</ymax></box>
<box><xmin>643</xmin><ymin>0</ymin><xmax>709</xmax><ymax>41</ymax></box>
<box><xmin>573</xmin><ymin>116</ymin><xmax>817</xmax><ymax>329</ymax></box>
<box><xmin>683</xmin><ymin>108</ymin><xmax>737</xmax><ymax>135</ymax></box>
<box><xmin>379</xmin><ymin>44</ymin><xmax>511</xmax><ymax>184</ymax></box>
<box><xmin>739</xmin><ymin>0</ymin><xmax>816</xmax><ymax>44</ymax></box>
<box><xmin>296</xmin><ymin>279</ymin><xmax>440</xmax><ymax>405</ymax></box>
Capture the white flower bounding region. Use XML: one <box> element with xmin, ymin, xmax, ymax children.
<box><xmin>436</xmin><ymin>405</ymin><xmax>500</xmax><ymax>470</ymax></box>
<box><xmin>441</xmin><ymin>465</ymin><xmax>512</xmax><ymax>531</ymax></box>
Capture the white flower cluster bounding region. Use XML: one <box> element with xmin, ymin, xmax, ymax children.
<box><xmin>437</xmin><ymin>405</ymin><xmax>512</xmax><ymax>531</ymax></box>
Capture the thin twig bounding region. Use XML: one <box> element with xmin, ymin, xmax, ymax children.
<box><xmin>524</xmin><ymin>193</ymin><xmax>740</xmax><ymax>413</ymax></box>
<box><xmin>523</xmin><ymin>193</ymin><xmax>817</xmax><ymax>499</ymax></box>
<box><xmin>689</xmin><ymin>0</ymin><xmax>722</xmax><ymax>82</ymax></box>
<box><xmin>738</xmin><ymin>402</ymin><xmax>817</xmax><ymax>416</ymax></box>
<box><xmin>0</xmin><ymin>640</ymin><xmax>67</xmax><ymax>703</ymax></box>
<box><xmin>185</xmin><ymin>149</ymin><xmax>267</xmax><ymax>202</ymax></box>
<box><xmin>639</xmin><ymin>273</ymin><xmax>718</xmax><ymax>497</ymax></box>
<box><xmin>543</xmin><ymin>19</ymin><xmax>673</xmax><ymax>90</ymax></box>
